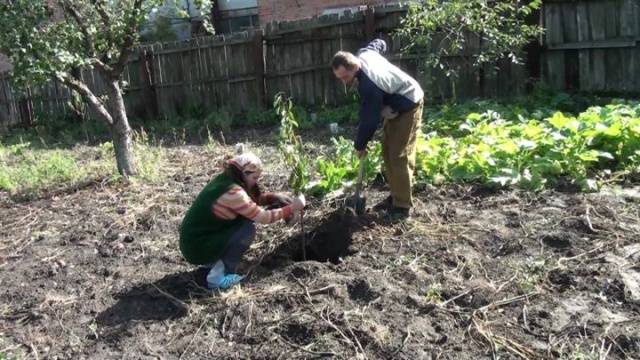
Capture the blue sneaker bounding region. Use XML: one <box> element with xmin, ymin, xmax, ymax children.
<box><xmin>208</xmin><ymin>273</ymin><xmax>245</xmax><ymax>290</ymax></box>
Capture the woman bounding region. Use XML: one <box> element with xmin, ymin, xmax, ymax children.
<box><xmin>179</xmin><ymin>152</ymin><xmax>305</xmax><ymax>289</ymax></box>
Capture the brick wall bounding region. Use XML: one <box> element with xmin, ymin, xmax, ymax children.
<box><xmin>258</xmin><ymin>0</ymin><xmax>388</xmax><ymax>24</ymax></box>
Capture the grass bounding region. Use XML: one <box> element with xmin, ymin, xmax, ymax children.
<box><xmin>564</xmin><ymin>342</ymin><xmax>609</xmax><ymax>360</ymax></box>
<box><xmin>0</xmin><ymin>100</ymin><xmax>361</xmax><ymax>198</ymax></box>
<box><xmin>425</xmin><ymin>283</ymin><xmax>443</xmax><ymax>303</ymax></box>
<box><xmin>516</xmin><ymin>258</ymin><xmax>547</xmax><ymax>293</ymax></box>
<box><xmin>0</xmin><ymin>143</ymin><xmax>93</xmax><ymax>194</ymax></box>
<box><xmin>0</xmin><ymin>129</ymin><xmax>166</xmax><ymax>197</ymax></box>
<box><xmin>2</xmin><ymin>84</ymin><xmax>637</xmax><ymax>198</ymax></box>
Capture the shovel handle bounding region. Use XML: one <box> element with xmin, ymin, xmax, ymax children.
<box><xmin>354</xmin><ymin>155</ymin><xmax>365</xmax><ymax>199</ymax></box>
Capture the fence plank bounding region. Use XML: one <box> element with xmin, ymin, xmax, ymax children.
<box><xmin>635</xmin><ymin>46</ymin><xmax>640</xmax><ymax>92</ymax></box>
<box><xmin>541</xmin><ymin>0</ymin><xmax>640</xmax><ymax>94</ymax></box>
<box><xmin>621</xmin><ymin>48</ymin><xmax>635</xmax><ymax>92</ymax></box>
<box><xmin>591</xmin><ymin>1</ymin><xmax>608</xmax><ymax>92</ymax></box>
<box><xmin>604</xmin><ymin>1</ymin><xmax>619</xmax><ymax>38</ymax></box>
<box><xmin>577</xmin><ymin>2</ymin><xmax>591</xmax><ymax>91</ymax></box>
<box><xmin>303</xmin><ymin>31</ymin><xmax>315</xmax><ymax>105</ymax></box>
<box><xmin>559</xmin><ymin>4</ymin><xmax>578</xmax><ymax>91</ymax></box>
<box><xmin>545</xmin><ymin>3</ymin><xmax>566</xmax><ymax>89</ymax></box>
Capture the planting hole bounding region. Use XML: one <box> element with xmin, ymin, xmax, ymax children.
<box><xmin>292</xmin><ymin>211</ymin><xmax>355</xmax><ymax>263</ymax></box>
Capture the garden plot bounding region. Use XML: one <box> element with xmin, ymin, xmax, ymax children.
<box><xmin>1</xmin><ymin>132</ymin><xmax>639</xmax><ymax>359</ymax></box>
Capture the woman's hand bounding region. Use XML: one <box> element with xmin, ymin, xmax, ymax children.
<box><xmin>285</xmin><ymin>211</ymin><xmax>302</xmax><ymax>225</ymax></box>
<box><xmin>291</xmin><ymin>194</ymin><xmax>306</xmax><ymax>212</ymax></box>
<box><xmin>272</xmin><ymin>192</ymin><xmax>293</xmax><ymax>205</ymax></box>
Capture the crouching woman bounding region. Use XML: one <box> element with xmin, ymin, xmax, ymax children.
<box><xmin>179</xmin><ymin>153</ymin><xmax>305</xmax><ymax>290</ymax></box>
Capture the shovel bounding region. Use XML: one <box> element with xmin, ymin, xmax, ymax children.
<box><xmin>346</xmin><ymin>155</ymin><xmax>367</xmax><ymax>216</ymax></box>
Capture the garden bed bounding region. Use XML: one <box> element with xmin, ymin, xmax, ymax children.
<box><xmin>1</xmin><ymin>134</ymin><xmax>639</xmax><ymax>359</ymax></box>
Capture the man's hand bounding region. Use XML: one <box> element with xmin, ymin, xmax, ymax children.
<box><xmin>381</xmin><ymin>106</ymin><xmax>398</xmax><ymax>120</ymax></box>
<box><xmin>356</xmin><ymin>149</ymin><xmax>367</xmax><ymax>159</ymax></box>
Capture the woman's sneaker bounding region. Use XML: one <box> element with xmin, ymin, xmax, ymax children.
<box><xmin>208</xmin><ymin>274</ymin><xmax>245</xmax><ymax>290</ymax></box>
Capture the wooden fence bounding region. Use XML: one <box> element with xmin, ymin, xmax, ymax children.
<box><xmin>1</xmin><ymin>1</ymin><xmax>637</xmax><ymax>129</ymax></box>
<box><xmin>0</xmin><ymin>5</ymin><xmax>528</xmax><ymax>129</ymax></box>
<box><xmin>542</xmin><ymin>0</ymin><xmax>640</xmax><ymax>93</ymax></box>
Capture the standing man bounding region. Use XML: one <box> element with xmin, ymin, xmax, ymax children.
<box><xmin>332</xmin><ymin>39</ymin><xmax>424</xmax><ymax>220</ymax></box>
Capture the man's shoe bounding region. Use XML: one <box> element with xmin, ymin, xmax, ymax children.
<box><xmin>373</xmin><ymin>195</ymin><xmax>393</xmax><ymax>211</ymax></box>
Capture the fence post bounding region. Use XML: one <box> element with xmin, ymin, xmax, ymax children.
<box><xmin>0</xmin><ymin>77</ymin><xmax>11</xmax><ymax>128</ymax></box>
<box><xmin>365</xmin><ymin>7</ymin><xmax>375</xmax><ymax>41</ymax></box>
<box><xmin>18</xmin><ymin>87</ymin><xmax>34</xmax><ymax>127</ymax></box>
<box><xmin>140</xmin><ymin>49</ymin><xmax>159</xmax><ymax>119</ymax></box>
<box><xmin>253</xmin><ymin>29</ymin><xmax>266</xmax><ymax>109</ymax></box>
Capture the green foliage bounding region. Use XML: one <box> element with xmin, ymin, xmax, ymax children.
<box><xmin>270</xmin><ymin>91</ymin><xmax>636</xmax><ymax>197</ymax></box>
<box><xmin>425</xmin><ymin>84</ymin><xmax>600</xmax><ymax>137</ymax></box>
<box><xmin>397</xmin><ymin>0</ymin><xmax>544</xmax><ymax>92</ymax></box>
<box><xmin>0</xmin><ymin>0</ymin><xmax>211</xmax><ymax>177</ymax></box>
<box><xmin>246</xmin><ymin>108</ymin><xmax>277</xmax><ymax>127</ymax></box>
<box><xmin>307</xmin><ymin>137</ymin><xmax>382</xmax><ymax>197</ymax></box>
<box><xmin>314</xmin><ymin>103</ymin><xmax>359</xmax><ymax>126</ymax></box>
<box><xmin>0</xmin><ymin>141</ymin><xmax>88</xmax><ymax>194</ymax></box>
<box><xmin>275</xmin><ymin>93</ymin><xmax>310</xmax><ymax>195</ymax></box>
<box><xmin>517</xmin><ymin>258</ymin><xmax>547</xmax><ymax>292</ymax></box>
<box><xmin>0</xmin><ymin>353</ymin><xmax>16</xmax><ymax>360</ymax></box>
<box><xmin>5</xmin><ymin>115</ymin><xmax>111</xmax><ymax>147</ymax></box>
<box><xmin>416</xmin><ymin>101</ymin><xmax>640</xmax><ymax>191</ymax></box>
<box><xmin>205</xmin><ymin>110</ymin><xmax>233</xmax><ymax>132</ymax></box>
<box><xmin>144</xmin><ymin>15</ymin><xmax>178</xmax><ymax>43</ymax></box>
<box><xmin>0</xmin><ymin>128</ymin><xmax>166</xmax><ymax>196</ymax></box>
<box><xmin>204</xmin><ymin>126</ymin><xmax>218</xmax><ymax>152</ymax></box>
<box><xmin>270</xmin><ymin>95</ymin><xmax>376</xmax><ymax>198</ymax></box>
<box><xmin>131</xmin><ymin>128</ymin><xmax>165</xmax><ymax>182</ymax></box>
<box><xmin>291</xmin><ymin>106</ymin><xmax>315</xmax><ymax>130</ymax></box>
<box><xmin>0</xmin><ymin>0</ymin><xmax>213</xmax><ymax>89</ymax></box>
<box><xmin>425</xmin><ymin>283</ymin><xmax>443</xmax><ymax>304</ymax></box>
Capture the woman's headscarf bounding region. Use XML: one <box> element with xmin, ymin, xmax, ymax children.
<box><xmin>223</xmin><ymin>152</ymin><xmax>263</xmax><ymax>201</ymax></box>
<box><xmin>226</xmin><ymin>152</ymin><xmax>262</xmax><ymax>175</ymax></box>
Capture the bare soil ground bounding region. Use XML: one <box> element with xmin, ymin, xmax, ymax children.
<box><xmin>1</xmin><ymin>130</ymin><xmax>640</xmax><ymax>359</ymax></box>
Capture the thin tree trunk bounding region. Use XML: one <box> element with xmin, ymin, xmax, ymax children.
<box><xmin>106</xmin><ymin>80</ymin><xmax>137</xmax><ymax>177</ymax></box>
<box><xmin>63</xmin><ymin>75</ymin><xmax>136</xmax><ymax>177</ymax></box>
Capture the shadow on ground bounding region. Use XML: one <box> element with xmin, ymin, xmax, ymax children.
<box><xmin>96</xmin><ymin>268</ymin><xmax>211</xmax><ymax>328</ymax></box>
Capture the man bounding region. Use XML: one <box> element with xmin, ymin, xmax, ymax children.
<box><xmin>332</xmin><ymin>39</ymin><xmax>424</xmax><ymax>220</ymax></box>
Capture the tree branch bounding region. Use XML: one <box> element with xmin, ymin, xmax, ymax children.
<box><xmin>59</xmin><ymin>0</ymin><xmax>95</xmax><ymax>57</ymax></box>
<box><xmin>90</xmin><ymin>58</ymin><xmax>113</xmax><ymax>74</ymax></box>
<box><xmin>62</xmin><ymin>75</ymin><xmax>113</xmax><ymax>126</ymax></box>
<box><xmin>111</xmin><ymin>0</ymin><xmax>143</xmax><ymax>76</ymax></box>
<box><xmin>57</xmin><ymin>1</ymin><xmax>114</xmax><ymax>75</ymax></box>
<box><xmin>90</xmin><ymin>0</ymin><xmax>112</xmax><ymax>30</ymax></box>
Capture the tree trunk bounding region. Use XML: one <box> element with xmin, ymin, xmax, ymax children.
<box><xmin>107</xmin><ymin>80</ymin><xmax>137</xmax><ymax>177</ymax></box>
<box><xmin>62</xmin><ymin>74</ymin><xmax>137</xmax><ymax>177</ymax></box>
